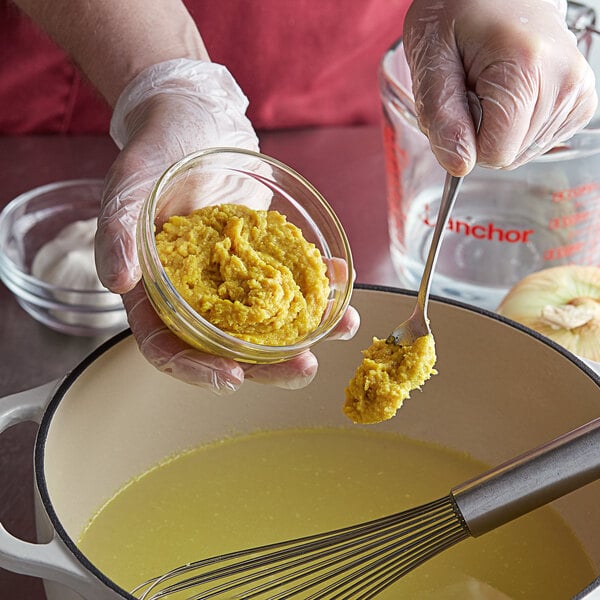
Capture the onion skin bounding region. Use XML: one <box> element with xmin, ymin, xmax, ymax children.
<box><xmin>497</xmin><ymin>266</ymin><xmax>600</xmax><ymax>362</ymax></box>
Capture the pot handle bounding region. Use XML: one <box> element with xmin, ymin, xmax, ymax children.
<box><xmin>0</xmin><ymin>381</ymin><xmax>121</xmax><ymax>599</ymax></box>
<box><xmin>0</xmin><ymin>379</ymin><xmax>56</xmax><ymax>426</ymax></box>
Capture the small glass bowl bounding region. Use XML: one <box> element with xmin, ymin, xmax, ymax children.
<box><xmin>0</xmin><ymin>179</ymin><xmax>127</xmax><ymax>337</ymax></box>
<box><xmin>137</xmin><ymin>147</ymin><xmax>354</xmax><ymax>364</ymax></box>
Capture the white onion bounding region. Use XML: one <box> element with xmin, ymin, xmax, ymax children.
<box><xmin>497</xmin><ymin>265</ymin><xmax>600</xmax><ymax>362</ymax></box>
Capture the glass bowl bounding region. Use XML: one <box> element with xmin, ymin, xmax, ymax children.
<box><xmin>137</xmin><ymin>147</ymin><xmax>354</xmax><ymax>364</ymax></box>
<box><xmin>0</xmin><ymin>179</ymin><xmax>127</xmax><ymax>337</ymax></box>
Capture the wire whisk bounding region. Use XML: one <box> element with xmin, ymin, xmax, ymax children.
<box><xmin>133</xmin><ymin>416</ymin><xmax>600</xmax><ymax>600</ymax></box>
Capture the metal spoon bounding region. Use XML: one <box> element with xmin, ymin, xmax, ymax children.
<box><xmin>387</xmin><ymin>93</ymin><xmax>483</xmax><ymax>346</ymax></box>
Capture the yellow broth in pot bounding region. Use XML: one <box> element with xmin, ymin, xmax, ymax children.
<box><xmin>78</xmin><ymin>428</ymin><xmax>595</xmax><ymax>599</ymax></box>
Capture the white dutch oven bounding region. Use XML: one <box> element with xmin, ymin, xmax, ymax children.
<box><xmin>0</xmin><ymin>286</ymin><xmax>599</xmax><ymax>599</ymax></box>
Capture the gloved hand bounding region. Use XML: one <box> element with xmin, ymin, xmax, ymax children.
<box><xmin>95</xmin><ymin>59</ymin><xmax>359</xmax><ymax>393</ymax></box>
<box><xmin>403</xmin><ymin>0</ymin><xmax>598</xmax><ymax>176</ymax></box>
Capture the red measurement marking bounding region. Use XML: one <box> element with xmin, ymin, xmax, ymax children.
<box><xmin>548</xmin><ymin>211</ymin><xmax>591</xmax><ymax>229</ymax></box>
<box><xmin>544</xmin><ymin>241</ymin><xmax>585</xmax><ymax>261</ymax></box>
<box><xmin>551</xmin><ymin>182</ymin><xmax>600</xmax><ymax>203</ymax></box>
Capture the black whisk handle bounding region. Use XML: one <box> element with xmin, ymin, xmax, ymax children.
<box><xmin>450</xmin><ymin>416</ymin><xmax>600</xmax><ymax>538</ymax></box>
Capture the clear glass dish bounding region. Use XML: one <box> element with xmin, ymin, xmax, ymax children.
<box><xmin>137</xmin><ymin>147</ymin><xmax>354</xmax><ymax>364</ymax></box>
<box><xmin>0</xmin><ymin>179</ymin><xmax>127</xmax><ymax>337</ymax></box>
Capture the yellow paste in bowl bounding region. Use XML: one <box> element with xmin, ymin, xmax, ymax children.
<box><xmin>155</xmin><ymin>204</ymin><xmax>330</xmax><ymax>346</ymax></box>
<box><xmin>344</xmin><ymin>334</ymin><xmax>437</xmax><ymax>424</ymax></box>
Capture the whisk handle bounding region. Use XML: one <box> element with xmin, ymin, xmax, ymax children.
<box><xmin>451</xmin><ymin>416</ymin><xmax>600</xmax><ymax>538</ymax></box>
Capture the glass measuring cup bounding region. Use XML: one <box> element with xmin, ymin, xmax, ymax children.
<box><xmin>378</xmin><ymin>1</ymin><xmax>600</xmax><ymax>310</ymax></box>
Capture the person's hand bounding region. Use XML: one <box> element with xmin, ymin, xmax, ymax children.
<box><xmin>95</xmin><ymin>59</ymin><xmax>359</xmax><ymax>393</ymax></box>
<box><xmin>403</xmin><ymin>0</ymin><xmax>598</xmax><ymax>176</ymax></box>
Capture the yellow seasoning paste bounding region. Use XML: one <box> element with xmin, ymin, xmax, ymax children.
<box><xmin>155</xmin><ymin>204</ymin><xmax>330</xmax><ymax>346</ymax></box>
<box><xmin>344</xmin><ymin>334</ymin><xmax>437</xmax><ymax>424</ymax></box>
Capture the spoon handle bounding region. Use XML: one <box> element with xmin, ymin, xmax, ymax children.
<box><xmin>416</xmin><ymin>173</ymin><xmax>464</xmax><ymax>315</ymax></box>
<box><xmin>417</xmin><ymin>92</ymin><xmax>483</xmax><ymax>317</ymax></box>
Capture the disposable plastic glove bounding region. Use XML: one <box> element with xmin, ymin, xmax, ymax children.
<box><xmin>95</xmin><ymin>59</ymin><xmax>359</xmax><ymax>393</ymax></box>
<box><xmin>403</xmin><ymin>0</ymin><xmax>598</xmax><ymax>176</ymax></box>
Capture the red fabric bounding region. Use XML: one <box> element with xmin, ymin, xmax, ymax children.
<box><xmin>0</xmin><ymin>1</ymin><xmax>409</xmax><ymax>134</ymax></box>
